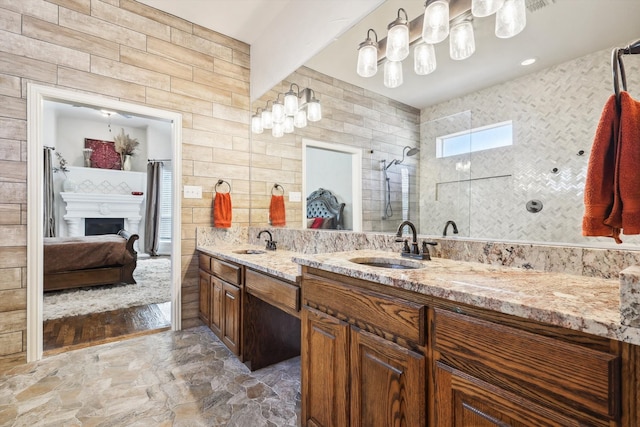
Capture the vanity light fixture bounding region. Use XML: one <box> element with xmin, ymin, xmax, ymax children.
<box><xmin>251</xmin><ymin>84</ymin><xmax>321</xmax><ymax>136</ymax></box>
<box><xmin>306</xmin><ymin>89</ymin><xmax>322</xmax><ymax>122</ymax></box>
<box><xmin>251</xmin><ymin>108</ymin><xmax>264</xmax><ymax>134</ymax></box>
<box><xmin>386</xmin><ymin>8</ymin><xmax>410</xmax><ymax>62</ymax></box>
<box><xmin>357</xmin><ymin>29</ymin><xmax>379</xmax><ymax>78</ymax></box>
<box><xmin>261</xmin><ymin>100</ymin><xmax>273</xmax><ymax>130</ymax></box>
<box><xmin>357</xmin><ymin>0</ymin><xmax>527</xmax><ymax>86</ymax></box>
<box><xmin>272</xmin><ymin>94</ymin><xmax>285</xmax><ymax>125</ymax></box>
<box><xmin>283</xmin><ymin>83</ymin><xmax>300</xmax><ymax>116</ymax></box>
<box><xmin>449</xmin><ymin>13</ymin><xmax>475</xmax><ymax>60</ymax></box>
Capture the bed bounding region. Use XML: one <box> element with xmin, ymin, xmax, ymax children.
<box><xmin>306</xmin><ymin>188</ymin><xmax>345</xmax><ymax>230</ymax></box>
<box><xmin>43</xmin><ymin>229</ymin><xmax>139</xmax><ymax>292</ymax></box>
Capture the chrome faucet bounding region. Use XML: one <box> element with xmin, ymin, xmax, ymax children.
<box><xmin>257</xmin><ymin>230</ymin><xmax>277</xmax><ymax>251</ymax></box>
<box><xmin>395</xmin><ymin>221</ymin><xmax>436</xmax><ymax>260</ymax></box>
<box><xmin>443</xmin><ymin>220</ymin><xmax>458</xmax><ymax>237</ymax></box>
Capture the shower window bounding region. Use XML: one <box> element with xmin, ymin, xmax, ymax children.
<box><xmin>436</xmin><ymin>120</ymin><xmax>512</xmax><ymax>158</ymax></box>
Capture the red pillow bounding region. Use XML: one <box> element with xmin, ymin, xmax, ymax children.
<box><xmin>310</xmin><ymin>217</ymin><xmax>324</xmax><ymax>229</ymax></box>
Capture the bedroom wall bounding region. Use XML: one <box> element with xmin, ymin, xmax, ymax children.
<box><xmin>0</xmin><ymin>0</ymin><xmax>250</xmax><ymax>369</ymax></box>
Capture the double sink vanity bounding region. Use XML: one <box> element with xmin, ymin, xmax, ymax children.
<box><xmin>197</xmin><ymin>227</ymin><xmax>640</xmax><ymax>426</ymax></box>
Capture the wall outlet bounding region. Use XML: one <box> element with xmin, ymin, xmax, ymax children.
<box><xmin>184</xmin><ymin>185</ymin><xmax>202</xmax><ymax>199</ymax></box>
<box><xmin>289</xmin><ymin>191</ymin><xmax>301</xmax><ymax>202</ymax></box>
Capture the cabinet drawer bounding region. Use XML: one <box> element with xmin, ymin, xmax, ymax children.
<box><xmin>304</xmin><ymin>275</ymin><xmax>425</xmax><ymax>346</ymax></box>
<box><xmin>433</xmin><ymin>308</ymin><xmax>620</xmax><ymax>420</ymax></box>
<box><xmin>245</xmin><ymin>269</ymin><xmax>299</xmax><ymax>315</ymax></box>
<box><xmin>211</xmin><ymin>258</ymin><xmax>241</xmax><ymax>285</ymax></box>
<box><xmin>198</xmin><ymin>253</ymin><xmax>212</xmax><ymax>273</ymax></box>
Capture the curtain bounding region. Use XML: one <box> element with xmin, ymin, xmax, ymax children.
<box><xmin>43</xmin><ymin>147</ymin><xmax>56</xmax><ymax>237</ymax></box>
<box><xmin>145</xmin><ymin>161</ymin><xmax>163</xmax><ymax>256</ymax></box>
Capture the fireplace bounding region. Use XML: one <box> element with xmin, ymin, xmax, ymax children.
<box><xmin>61</xmin><ymin>192</ymin><xmax>145</xmax><ymax>237</ymax></box>
<box><xmin>85</xmin><ymin>217</ymin><xmax>125</xmax><ymax>236</ymax></box>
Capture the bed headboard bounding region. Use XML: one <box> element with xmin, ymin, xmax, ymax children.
<box><xmin>306</xmin><ymin>188</ymin><xmax>345</xmax><ymax>230</ymax></box>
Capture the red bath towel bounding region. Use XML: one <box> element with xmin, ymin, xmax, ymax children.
<box><xmin>583</xmin><ymin>92</ymin><xmax>640</xmax><ymax>243</ymax></box>
<box><xmin>583</xmin><ymin>95</ymin><xmax>619</xmax><ymax>241</ymax></box>
<box><xmin>269</xmin><ymin>195</ymin><xmax>286</xmax><ymax>227</ymax></box>
<box><xmin>605</xmin><ymin>92</ymin><xmax>640</xmax><ymax>236</ymax></box>
<box><xmin>213</xmin><ymin>192</ymin><xmax>232</xmax><ymax>228</ymax></box>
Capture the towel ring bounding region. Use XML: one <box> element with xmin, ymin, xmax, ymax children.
<box><xmin>215</xmin><ymin>179</ymin><xmax>231</xmax><ymax>193</ymax></box>
<box><xmin>272</xmin><ymin>183</ymin><xmax>285</xmax><ymax>195</ymax></box>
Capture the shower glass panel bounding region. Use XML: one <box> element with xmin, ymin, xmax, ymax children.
<box><xmin>420</xmin><ymin>111</ymin><xmax>472</xmax><ymax>237</ymax></box>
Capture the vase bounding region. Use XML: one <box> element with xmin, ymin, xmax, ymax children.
<box><xmin>63</xmin><ymin>177</ymin><xmax>78</xmax><ymax>192</ymax></box>
<box><xmin>123</xmin><ymin>155</ymin><xmax>132</xmax><ymax>171</ymax></box>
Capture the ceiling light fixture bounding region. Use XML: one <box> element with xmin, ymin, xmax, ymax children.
<box><xmin>252</xmin><ymin>84</ymin><xmax>321</xmax><ymax>137</ymax></box>
<box><xmin>520</xmin><ymin>57</ymin><xmax>536</xmax><ymax>66</ymax></box>
<box><xmin>356</xmin><ymin>0</ymin><xmax>527</xmax><ymax>87</ymax></box>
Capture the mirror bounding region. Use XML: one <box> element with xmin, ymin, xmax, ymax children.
<box><xmin>249</xmin><ymin>0</ymin><xmax>640</xmax><ymax>247</ymax></box>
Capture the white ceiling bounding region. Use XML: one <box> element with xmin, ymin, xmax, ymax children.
<box><xmin>137</xmin><ymin>0</ymin><xmax>640</xmax><ymax>109</ymax></box>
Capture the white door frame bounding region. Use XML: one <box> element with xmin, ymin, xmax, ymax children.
<box><xmin>26</xmin><ymin>84</ymin><xmax>183</xmax><ymax>362</ymax></box>
<box><xmin>302</xmin><ymin>138</ymin><xmax>363</xmax><ymax>232</ymax></box>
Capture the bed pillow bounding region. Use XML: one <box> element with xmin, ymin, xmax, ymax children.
<box><xmin>310</xmin><ymin>217</ymin><xmax>324</xmax><ymax>229</ymax></box>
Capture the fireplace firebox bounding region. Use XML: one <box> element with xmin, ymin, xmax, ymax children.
<box><xmin>85</xmin><ymin>217</ymin><xmax>125</xmax><ymax>236</ymax></box>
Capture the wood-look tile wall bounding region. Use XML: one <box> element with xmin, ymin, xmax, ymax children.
<box><xmin>0</xmin><ymin>0</ymin><xmax>250</xmax><ymax>369</ymax></box>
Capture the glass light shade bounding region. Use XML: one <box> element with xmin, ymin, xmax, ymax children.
<box><xmin>386</xmin><ymin>23</ymin><xmax>409</xmax><ymax>62</ymax></box>
<box><xmin>357</xmin><ymin>43</ymin><xmax>378</xmax><ymax>77</ymax></box>
<box><xmin>422</xmin><ymin>0</ymin><xmax>449</xmax><ymax>44</ymax></box>
<box><xmin>284</xmin><ymin>91</ymin><xmax>298</xmax><ymax>116</ymax></box>
<box><xmin>272</xmin><ymin>121</ymin><xmax>284</xmax><ymax>138</ymax></box>
<box><xmin>272</xmin><ymin>101</ymin><xmax>285</xmax><ymax>124</ymax></box>
<box><xmin>307</xmin><ymin>100</ymin><xmax>322</xmax><ymax>122</ymax></box>
<box><xmin>495</xmin><ymin>0</ymin><xmax>526</xmax><ymax>38</ymax></box>
<box><xmin>251</xmin><ymin>114</ymin><xmax>263</xmax><ymax>134</ymax></box>
<box><xmin>449</xmin><ymin>20</ymin><xmax>475</xmax><ymax>60</ymax></box>
<box><xmin>283</xmin><ymin>116</ymin><xmax>294</xmax><ymax>133</ymax></box>
<box><xmin>383</xmin><ymin>61</ymin><xmax>403</xmax><ymax>89</ymax></box>
<box><xmin>294</xmin><ymin>109</ymin><xmax>307</xmax><ymax>128</ymax></box>
<box><xmin>261</xmin><ymin>109</ymin><xmax>273</xmax><ymax>129</ymax></box>
<box><xmin>471</xmin><ymin>0</ymin><xmax>505</xmax><ymax>17</ymax></box>
<box><xmin>414</xmin><ymin>43</ymin><xmax>436</xmax><ymax>75</ymax></box>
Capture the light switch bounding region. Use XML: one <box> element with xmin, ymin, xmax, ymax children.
<box><xmin>289</xmin><ymin>191</ymin><xmax>301</xmax><ymax>202</ymax></box>
<box><xmin>184</xmin><ymin>185</ymin><xmax>202</xmax><ymax>199</ymax></box>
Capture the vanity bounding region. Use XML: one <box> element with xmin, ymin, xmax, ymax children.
<box><xmin>198</xmin><ymin>232</ymin><xmax>640</xmax><ymax>426</ymax></box>
<box><xmin>293</xmin><ymin>250</ymin><xmax>640</xmax><ymax>427</ymax></box>
<box><xmin>198</xmin><ymin>245</ymin><xmax>302</xmax><ymax>371</ymax></box>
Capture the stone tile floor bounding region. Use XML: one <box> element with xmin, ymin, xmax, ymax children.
<box><xmin>0</xmin><ymin>327</ymin><xmax>301</xmax><ymax>426</ymax></box>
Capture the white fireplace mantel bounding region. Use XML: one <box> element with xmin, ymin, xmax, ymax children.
<box><xmin>61</xmin><ymin>192</ymin><xmax>145</xmax><ymax>237</ymax></box>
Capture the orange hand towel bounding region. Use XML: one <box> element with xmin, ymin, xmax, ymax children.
<box><xmin>605</xmin><ymin>92</ymin><xmax>640</xmax><ymax>236</ymax></box>
<box><xmin>213</xmin><ymin>192</ymin><xmax>232</xmax><ymax>228</ymax></box>
<box><xmin>269</xmin><ymin>194</ymin><xmax>286</xmax><ymax>227</ymax></box>
<box><xmin>583</xmin><ymin>95</ymin><xmax>620</xmax><ymax>241</ymax></box>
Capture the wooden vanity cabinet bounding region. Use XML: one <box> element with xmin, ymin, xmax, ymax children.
<box><xmin>198</xmin><ymin>253</ymin><xmax>242</xmax><ymax>357</ymax></box>
<box><xmin>301</xmin><ymin>268</ymin><xmax>427</xmax><ymax>427</ymax></box>
<box><xmin>300</xmin><ymin>266</ymin><xmax>640</xmax><ymax>427</ymax></box>
<box><xmin>431</xmin><ymin>308</ymin><xmax>621</xmax><ymax>427</ymax></box>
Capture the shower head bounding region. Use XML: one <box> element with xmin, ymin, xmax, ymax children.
<box><xmin>405</xmin><ymin>146</ymin><xmax>419</xmax><ymax>157</ymax></box>
<box><xmin>385</xmin><ymin>146</ymin><xmax>420</xmax><ymax>169</ymax></box>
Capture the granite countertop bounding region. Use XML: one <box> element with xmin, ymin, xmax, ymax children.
<box><xmin>292</xmin><ymin>249</ymin><xmax>640</xmax><ymax>346</ymax></box>
<box><xmin>198</xmin><ymin>244</ymin><xmax>301</xmax><ymax>283</ymax></box>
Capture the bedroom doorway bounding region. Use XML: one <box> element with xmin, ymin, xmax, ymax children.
<box><xmin>27</xmin><ymin>84</ymin><xmax>183</xmax><ymax>362</ymax></box>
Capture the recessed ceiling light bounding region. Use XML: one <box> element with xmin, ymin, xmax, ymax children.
<box><xmin>521</xmin><ymin>58</ymin><xmax>537</xmax><ymax>66</ymax></box>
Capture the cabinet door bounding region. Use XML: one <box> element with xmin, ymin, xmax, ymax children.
<box><xmin>350</xmin><ymin>328</ymin><xmax>426</xmax><ymax>427</ymax></box>
<box><xmin>433</xmin><ymin>362</ymin><xmax>587</xmax><ymax>427</ymax></box>
<box><xmin>198</xmin><ymin>270</ymin><xmax>210</xmax><ymax>325</ymax></box>
<box><xmin>301</xmin><ymin>307</ymin><xmax>349</xmax><ymax>427</ymax></box>
<box><xmin>210</xmin><ymin>277</ymin><xmax>223</xmax><ymax>338</ymax></box>
<box><xmin>222</xmin><ymin>281</ymin><xmax>241</xmax><ymax>356</ymax></box>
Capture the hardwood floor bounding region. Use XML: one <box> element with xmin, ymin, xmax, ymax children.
<box><xmin>43</xmin><ymin>302</ymin><xmax>171</xmax><ymax>356</ymax></box>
